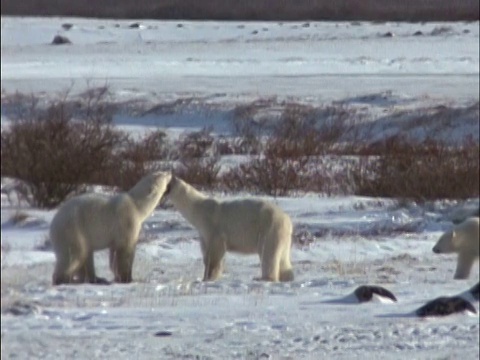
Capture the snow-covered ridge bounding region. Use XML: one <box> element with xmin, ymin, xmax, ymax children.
<box><xmin>1</xmin><ymin>17</ymin><xmax>479</xmax><ymax>100</ymax></box>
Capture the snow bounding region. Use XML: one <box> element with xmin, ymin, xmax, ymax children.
<box><xmin>1</xmin><ymin>16</ymin><xmax>479</xmax><ymax>360</ymax></box>
<box><xmin>1</xmin><ymin>17</ymin><xmax>479</xmax><ymax>101</ymax></box>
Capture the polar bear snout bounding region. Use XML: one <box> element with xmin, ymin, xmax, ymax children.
<box><xmin>432</xmin><ymin>245</ymin><xmax>442</xmax><ymax>254</ymax></box>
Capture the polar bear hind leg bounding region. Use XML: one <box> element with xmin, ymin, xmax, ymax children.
<box><xmin>257</xmin><ymin>234</ymin><xmax>282</xmax><ymax>282</ymax></box>
<box><xmin>454</xmin><ymin>251</ymin><xmax>476</xmax><ymax>279</ymax></box>
<box><xmin>110</xmin><ymin>246</ymin><xmax>135</xmax><ymax>283</ymax></box>
<box><xmin>279</xmin><ymin>246</ymin><xmax>294</xmax><ymax>282</ymax></box>
<box><xmin>52</xmin><ymin>233</ymin><xmax>88</xmax><ymax>285</ymax></box>
<box><xmin>255</xmin><ymin>220</ymin><xmax>294</xmax><ymax>282</ymax></box>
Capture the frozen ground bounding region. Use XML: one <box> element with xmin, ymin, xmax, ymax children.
<box><xmin>1</xmin><ymin>192</ymin><xmax>479</xmax><ymax>360</ymax></box>
<box><xmin>1</xmin><ymin>16</ymin><xmax>480</xmax><ymax>360</ymax></box>
<box><xmin>1</xmin><ymin>17</ymin><xmax>479</xmax><ymax>102</ymax></box>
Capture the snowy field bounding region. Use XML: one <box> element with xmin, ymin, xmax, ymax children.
<box><xmin>1</xmin><ymin>17</ymin><xmax>479</xmax><ymax>360</ymax></box>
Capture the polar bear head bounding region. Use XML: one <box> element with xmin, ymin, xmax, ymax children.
<box><xmin>127</xmin><ymin>171</ymin><xmax>172</xmax><ymax>216</ymax></box>
<box><xmin>432</xmin><ymin>217</ymin><xmax>479</xmax><ymax>254</ymax></box>
<box><xmin>432</xmin><ymin>230</ymin><xmax>457</xmax><ymax>254</ymax></box>
<box><xmin>134</xmin><ymin>171</ymin><xmax>171</xmax><ymax>197</ymax></box>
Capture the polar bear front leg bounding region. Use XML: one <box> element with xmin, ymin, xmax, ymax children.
<box><xmin>53</xmin><ymin>256</ymin><xmax>76</xmax><ymax>285</ymax></box>
<box><xmin>201</xmin><ymin>237</ymin><xmax>226</xmax><ymax>281</ymax></box>
<box><xmin>454</xmin><ymin>251</ymin><xmax>476</xmax><ymax>279</ymax></box>
<box><xmin>110</xmin><ymin>246</ymin><xmax>135</xmax><ymax>283</ymax></box>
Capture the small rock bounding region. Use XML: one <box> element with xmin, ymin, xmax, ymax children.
<box><xmin>430</xmin><ymin>26</ymin><xmax>452</xmax><ymax>36</ymax></box>
<box><xmin>129</xmin><ymin>23</ymin><xmax>141</xmax><ymax>29</ymax></box>
<box><xmin>51</xmin><ymin>35</ymin><xmax>71</xmax><ymax>45</ymax></box>
<box><xmin>154</xmin><ymin>331</ymin><xmax>173</xmax><ymax>337</ymax></box>
<box><xmin>413</xmin><ymin>31</ymin><xmax>423</xmax><ymax>36</ymax></box>
<box><xmin>61</xmin><ymin>23</ymin><xmax>73</xmax><ymax>30</ymax></box>
<box><xmin>382</xmin><ymin>32</ymin><xmax>394</xmax><ymax>38</ymax></box>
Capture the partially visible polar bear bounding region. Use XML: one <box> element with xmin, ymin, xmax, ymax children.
<box><xmin>433</xmin><ymin>217</ymin><xmax>479</xmax><ymax>279</ymax></box>
<box><xmin>50</xmin><ymin>171</ymin><xmax>172</xmax><ymax>285</ymax></box>
<box><xmin>167</xmin><ymin>176</ymin><xmax>294</xmax><ymax>282</ymax></box>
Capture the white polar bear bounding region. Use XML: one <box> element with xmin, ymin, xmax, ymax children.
<box><xmin>433</xmin><ymin>217</ymin><xmax>479</xmax><ymax>279</ymax></box>
<box><xmin>50</xmin><ymin>171</ymin><xmax>172</xmax><ymax>285</ymax></box>
<box><xmin>167</xmin><ymin>176</ymin><xmax>294</xmax><ymax>282</ymax></box>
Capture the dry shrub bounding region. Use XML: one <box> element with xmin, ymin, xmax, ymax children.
<box><xmin>1</xmin><ymin>92</ymin><xmax>124</xmax><ymax>208</ymax></box>
<box><xmin>222</xmin><ymin>105</ymin><xmax>314</xmax><ymax>195</ymax></box>
<box><xmin>101</xmin><ymin>130</ymin><xmax>170</xmax><ymax>191</ymax></box>
<box><xmin>273</xmin><ymin>104</ymin><xmax>323</xmax><ymax>156</ymax></box>
<box><xmin>221</xmin><ymin>135</ymin><xmax>310</xmax><ymax>196</ymax></box>
<box><xmin>2</xmin><ymin>0</ymin><xmax>478</xmax><ymax>21</ymax></box>
<box><xmin>231</xmin><ymin>98</ymin><xmax>277</xmax><ymax>155</ymax></box>
<box><xmin>174</xmin><ymin>127</ymin><xmax>220</xmax><ymax>189</ymax></box>
<box><xmin>350</xmin><ymin>136</ymin><xmax>479</xmax><ymax>201</ymax></box>
<box><xmin>221</xmin><ymin>103</ymin><xmax>359</xmax><ymax>196</ymax></box>
<box><xmin>215</xmin><ymin>135</ymin><xmax>257</xmax><ymax>155</ymax></box>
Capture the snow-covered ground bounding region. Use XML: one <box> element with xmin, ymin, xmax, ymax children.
<box><xmin>1</xmin><ymin>17</ymin><xmax>479</xmax><ymax>360</ymax></box>
<box><xmin>1</xmin><ymin>17</ymin><xmax>479</xmax><ymax>101</ymax></box>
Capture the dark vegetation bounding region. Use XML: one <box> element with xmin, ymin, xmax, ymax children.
<box><xmin>1</xmin><ymin>0</ymin><xmax>478</xmax><ymax>22</ymax></box>
<box><xmin>1</xmin><ymin>90</ymin><xmax>478</xmax><ymax>208</ymax></box>
<box><xmin>1</xmin><ymin>89</ymin><xmax>170</xmax><ymax>208</ymax></box>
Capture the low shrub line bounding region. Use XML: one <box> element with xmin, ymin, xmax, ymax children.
<box><xmin>1</xmin><ymin>92</ymin><xmax>478</xmax><ymax>208</ymax></box>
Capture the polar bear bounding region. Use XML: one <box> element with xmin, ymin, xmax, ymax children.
<box><xmin>432</xmin><ymin>217</ymin><xmax>479</xmax><ymax>279</ymax></box>
<box><xmin>50</xmin><ymin>171</ymin><xmax>172</xmax><ymax>285</ymax></box>
<box><xmin>167</xmin><ymin>176</ymin><xmax>294</xmax><ymax>282</ymax></box>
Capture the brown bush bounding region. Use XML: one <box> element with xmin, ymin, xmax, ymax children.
<box><xmin>221</xmin><ymin>136</ymin><xmax>310</xmax><ymax>196</ymax></box>
<box><xmin>173</xmin><ymin>127</ymin><xmax>220</xmax><ymax>189</ymax></box>
<box><xmin>215</xmin><ymin>135</ymin><xmax>258</xmax><ymax>155</ymax></box>
<box><xmin>222</xmin><ymin>103</ymin><xmax>362</xmax><ymax>196</ymax></box>
<box><xmin>1</xmin><ymin>94</ymin><xmax>124</xmax><ymax>208</ymax></box>
<box><xmin>101</xmin><ymin>130</ymin><xmax>170</xmax><ymax>191</ymax></box>
<box><xmin>231</xmin><ymin>99</ymin><xmax>274</xmax><ymax>155</ymax></box>
<box><xmin>349</xmin><ymin>136</ymin><xmax>479</xmax><ymax>201</ymax></box>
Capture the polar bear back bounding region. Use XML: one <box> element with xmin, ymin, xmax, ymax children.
<box><xmin>458</xmin><ymin>217</ymin><xmax>479</xmax><ymax>254</ymax></box>
<box><xmin>204</xmin><ymin>198</ymin><xmax>292</xmax><ymax>254</ymax></box>
<box><xmin>50</xmin><ymin>193</ymin><xmax>139</xmax><ymax>251</ymax></box>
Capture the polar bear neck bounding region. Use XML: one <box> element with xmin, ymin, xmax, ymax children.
<box><xmin>169</xmin><ymin>178</ymin><xmax>209</xmax><ymax>225</ymax></box>
<box><xmin>127</xmin><ymin>180</ymin><xmax>164</xmax><ymax>222</ymax></box>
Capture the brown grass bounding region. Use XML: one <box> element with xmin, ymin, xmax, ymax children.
<box><xmin>1</xmin><ymin>0</ymin><xmax>478</xmax><ymax>21</ymax></box>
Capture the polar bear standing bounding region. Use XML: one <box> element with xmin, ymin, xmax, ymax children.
<box><xmin>433</xmin><ymin>217</ymin><xmax>479</xmax><ymax>279</ymax></box>
<box><xmin>167</xmin><ymin>176</ymin><xmax>294</xmax><ymax>282</ymax></box>
<box><xmin>50</xmin><ymin>171</ymin><xmax>172</xmax><ymax>285</ymax></box>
